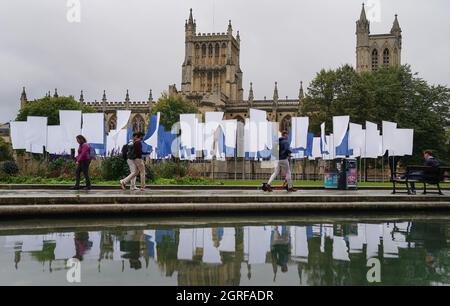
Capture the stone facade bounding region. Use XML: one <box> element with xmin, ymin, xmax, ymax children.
<box><xmin>356</xmin><ymin>4</ymin><xmax>402</xmax><ymax>73</ymax></box>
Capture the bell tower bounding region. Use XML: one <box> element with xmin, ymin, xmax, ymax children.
<box><xmin>181</xmin><ymin>9</ymin><xmax>244</xmax><ymax>111</ymax></box>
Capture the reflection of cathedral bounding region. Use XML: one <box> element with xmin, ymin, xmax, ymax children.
<box><xmin>3</xmin><ymin>220</ymin><xmax>448</xmax><ymax>286</ymax></box>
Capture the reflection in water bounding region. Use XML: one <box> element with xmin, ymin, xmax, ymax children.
<box><xmin>1</xmin><ymin>218</ymin><xmax>449</xmax><ymax>286</ymax></box>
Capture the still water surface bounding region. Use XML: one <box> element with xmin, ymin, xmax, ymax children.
<box><xmin>0</xmin><ymin>215</ymin><xmax>448</xmax><ymax>286</ymax></box>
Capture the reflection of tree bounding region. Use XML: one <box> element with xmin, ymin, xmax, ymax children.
<box><xmin>156</xmin><ymin>230</ymin><xmax>179</xmax><ymax>277</ymax></box>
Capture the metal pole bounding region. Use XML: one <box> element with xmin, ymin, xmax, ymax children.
<box><xmin>234</xmin><ymin>154</ymin><xmax>237</xmax><ymax>181</ymax></box>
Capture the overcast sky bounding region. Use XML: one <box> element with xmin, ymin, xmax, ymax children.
<box><xmin>1</xmin><ymin>0</ymin><xmax>449</xmax><ymax>123</ymax></box>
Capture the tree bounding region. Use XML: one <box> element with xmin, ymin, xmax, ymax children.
<box><xmin>151</xmin><ymin>93</ymin><xmax>198</xmax><ymax>129</ymax></box>
<box><xmin>302</xmin><ymin>64</ymin><xmax>450</xmax><ymax>164</ymax></box>
<box><xmin>0</xmin><ymin>137</ymin><xmax>13</xmax><ymax>161</ymax></box>
<box><xmin>16</xmin><ymin>96</ymin><xmax>94</xmax><ymax>125</ymax></box>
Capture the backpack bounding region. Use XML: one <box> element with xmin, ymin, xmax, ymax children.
<box><xmin>122</xmin><ymin>142</ymin><xmax>136</xmax><ymax>160</ymax></box>
<box><xmin>121</xmin><ymin>144</ymin><xmax>129</xmax><ymax>160</ymax></box>
<box><xmin>88</xmin><ymin>144</ymin><xmax>97</xmax><ymax>160</ymax></box>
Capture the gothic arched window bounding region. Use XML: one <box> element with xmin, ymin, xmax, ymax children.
<box><xmin>214</xmin><ymin>43</ymin><xmax>220</xmax><ymax>64</ymax></box>
<box><xmin>202</xmin><ymin>44</ymin><xmax>207</xmax><ymax>58</ymax></box>
<box><xmin>383</xmin><ymin>48</ymin><xmax>390</xmax><ymax>66</ymax></box>
<box><xmin>221</xmin><ymin>43</ymin><xmax>227</xmax><ymax>64</ymax></box>
<box><xmin>371</xmin><ymin>49</ymin><xmax>379</xmax><ymax>71</ymax></box>
<box><xmin>108</xmin><ymin>115</ymin><xmax>117</xmax><ymax>132</ymax></box>
<box><xmin>208</xmin><ymin>44</ymin><xmax>213</xmax><ymax>58</ymax></box>
<box><xmin>195</xmin><ymin>44</ymin><xmax>200</xmax><ymax>64</ymax></box>
<box><xmin>280</xmin><ymin>115</ymin><xmax>292</xmax><ymax>132</ymax></box>
<box><xmin>132</xmin><ymin>114</ymin><xmax>146</xmax><ymax>133</ymax></box>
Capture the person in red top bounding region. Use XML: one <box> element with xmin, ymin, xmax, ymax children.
<box><xmin>73</xmin><ymin>135</ymin><xmax>92</xmax><ymax>190</ymax></box>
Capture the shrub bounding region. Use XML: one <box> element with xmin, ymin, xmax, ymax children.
<box><xmin>47</xmin><ymin>157</ymin><xmax>76</xmax><ymax>178</ymax></box>
<box><xmin>0</xmin><ymin>160</ymin><xmax>19</xmax><ymax>176</ymax></box>
<box><xmin>101</xmin><ymin>156</ymin><xmax>129</xmax><ymax>180</ymax></box>
<box><xmin>151</xmin><ymin>160</ymin><xmax>188</xmax><ymax>179</ymax></box>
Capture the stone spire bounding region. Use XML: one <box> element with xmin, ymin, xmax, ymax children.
<box><xmin>236</xmin><ymin>30</ymin><xmax>240</xmax><ymax>41</ymax></box>
<box><xmin>359</xmin><ymin>3</ymin><xmax>367</xmax><ymax>22</ymax></box>
<box><xmin>356</xmin><ymin>3</ymin><xmax>370</xmax><ymax>33</ymax></box>
<box><xmin>79</xmin><ymin>90</ymin><xmax>84</xmax><ymax>105</ymax></box>
<box><xmin>298</xmin><ymin>81</ymin><xmax>305</xmax><ymax>116</ymax></box>
<box><xmin>148</xmin><ymin>89</ymin><xmax>153</xmax><ymax>111</ymax></box>
<box><xmin>125</xmin><ymin>89</ymin><xmax>130</xmax><ymax>109</ymax></box>
<box><xmin>299</xmin><ymin>81</ymin><xmax>304</xmax><ymax>100</ymax></box>
<box><xmin>391</xmin><ymin>14</ymin><xmax>402</xmax><ymax>36</ymax></box>
<box><xmin>189</xmin><ymin>8</ymin><xmax>194</xmax><ymax>24</ymax></box>
<box><xmin>20</xmin><ymin>87</ymin><xmax>28</xmax><ymax>109</ymax></box>
<box><xmin>248</xmin><ymin>82</ymin><xmax>254</xmax><ymax>108</ymax></box>
<box><xmin>227</xmin><ymin>20</ymin><xmax>233</xmax><ymax>35</ymax></box>
<box><xmin>272</xmin><ymin>82</ymin><xmax>279</xmax><ymax>121</ymax></box>
<box><xmin>101</xmin><ymin>90</ymin><xmax>107</xmax><ymax>112</ymax></box>
<box><xmin>273</xmin><ymin>82</ymin><xmax>279</xmax><ymax>102</ymax></box>
<box><xmin>148</xmin><ymin>89</ymin><xmax>153</xmax><ymax>102</ymax></box>
<box><xmin>185</xmin><ymin>8</ymin><xmax>196</xmax><ymax>35</ymax></box>
<box><xmin>53</xmin><ymin>88</ymin><xmax>59</xmax><ymax>98</ymax></box>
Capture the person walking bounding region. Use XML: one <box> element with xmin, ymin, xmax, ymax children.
<box><xmin>120</xmin><ymin>132</ymin><xmax>148</xmax><ymax>192</ymax></box>
<box><xmin>73</xmin><ymin>135</ymin><xmax>92</xmax><ymax>190</ymax></box>
<box><xmin>265</xmin><ymin>130</ymin><xmax>296</xmax><ymax>192</ymax></box>
<box><xmin>122</xmin><ymin>138</ymin><xmax>138</xmax><ymax>191</ymax></box>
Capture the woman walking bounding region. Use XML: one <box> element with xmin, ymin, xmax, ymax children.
<box><xmin>73</xmin><ymin>135</ymin><xmax>92</xmax><ymax>190</ymax></box>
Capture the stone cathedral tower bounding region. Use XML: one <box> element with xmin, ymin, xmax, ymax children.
<box><xmin>181</xmin><ymin>9</ymin><xmax>244</xmax><ymax>112</ymax></box>
<box><xmin>356</xmin><ymin>4</ymin><xmax>402</xmax><ymax>72</ymax></box>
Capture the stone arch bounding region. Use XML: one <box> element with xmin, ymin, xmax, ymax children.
<box><xmin>132</xmin><ymin>114</ymin><xmax>146</xmax><ymax>133</ymax></box>
<box><xmin>208</xmin><ymin>44</ymin><xmax>213</xmax><ymax>58</ymax></box>
<box><xmin>383</xmin><ymin>48</ymin><xmax>390</xmax><ymax>66</ymax></box>
<box><xmin>371</xmin><ymin>49</ymin><xmax>379</xmax><ymax>71</ymax></box>
<box><xmin>234</xmin><ymin>115</ymin><xmax>245</xmax><ymax>124</ymax></box>
<box><xmin>195</xmin><ymin>44</ymin><xmax>200</xmax><ymax>64</ymax></box>
<box><xmin>202</xmin><ymin>44</ymin><xmax>207</xmax><ymax>58</ymax></box>
<box><xmin>108</xmin><ymin>115</ymin><xmax>117</xmax><ymax>132</ymax></box>
<box><xmin>280</xmin><ymin>115</ymin><xmax>292</xmax><ymax>132</ymax></box>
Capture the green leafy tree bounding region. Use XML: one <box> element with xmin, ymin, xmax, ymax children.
<box><xmin>16</xmin><ymin>96</ymin><xmax>94</xmax><ymax>125</ymax></box>
<box><xmin>151</xmin><ymin>93</ymin><xmax>198</xmax><ymax>129</ymax></box>
<box><xmin>302</xmin><ymin>64</ymin><xmax>450</xmax><ymax>164</ymax></box>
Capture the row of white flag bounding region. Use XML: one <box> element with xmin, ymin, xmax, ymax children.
<box><xmin>9</xmin><ymin>109</ymin><xmax>414</xmax><ymax>159</ymax></box>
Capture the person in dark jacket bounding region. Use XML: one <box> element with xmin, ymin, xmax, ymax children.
<box><xmin>266</xmin><ymin>130</ymin><xmax>296</xmax><ymax>192</ymax></box>
<box><xmin>409</xmin><ymin>150</ymin><xmax>441</xmax><ymax>194</ymax></box>
<box><xmin>120</xmin><ymin>132</ymin><xmax>150</xmax><ymax>191</ymax></box>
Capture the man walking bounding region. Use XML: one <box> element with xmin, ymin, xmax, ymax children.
<box><xmin>265</xmin><ymin>130</ymin><xmax>296</xmax><ymax>192</ymax></box>
<box><xmin>120</xmin><ymin>132</ymin><xmax>149</xmax><ymax>192</ymax></box>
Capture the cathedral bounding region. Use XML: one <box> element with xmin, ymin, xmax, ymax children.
<box><xmin>19</xmin><ymin>5</ymin><xmax>402</xmax><ymax>133</ymax></box>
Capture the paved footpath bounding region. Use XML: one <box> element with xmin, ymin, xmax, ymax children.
<box><xmin>0</xmin><ymin>188</ymin><xmax>449</xmax><ymax>216</ymax></box>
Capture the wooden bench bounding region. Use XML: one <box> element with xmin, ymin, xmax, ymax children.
<box><xmin>392</xmin><ymin>166</ymin><xmax>450</xmax><ymax>195</ymax></box>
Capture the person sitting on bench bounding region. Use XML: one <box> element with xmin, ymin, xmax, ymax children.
<box><xmin>407</xmin><ymin>150</ymin><xmax>440</xmax><ymax>194</ymax></box>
